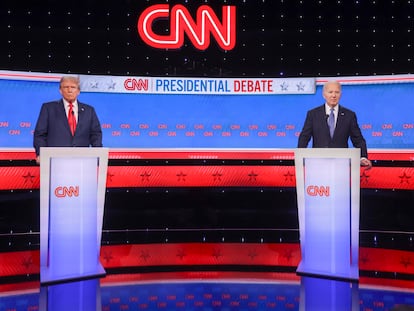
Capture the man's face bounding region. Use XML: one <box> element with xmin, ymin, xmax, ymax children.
<box><xmin>323</xmin><ymin>83</ymin><xmax>341</xmax><ymax>108</ymax></box>
<box><xmin>59</xmin><ymin>80</ymin><xmax>80</xmax><ymax>103</ymax></box>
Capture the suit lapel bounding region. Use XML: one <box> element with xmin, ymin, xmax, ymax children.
<box><xmin>318</xmin><ymin>105</ymin><xmax>331</xmax><ymax>137</ymax></box>
<box><xmin>335</xmin><ymin>106</ymin><xmax>345</xmax><ymax>132</ymax></box>
<box><xmin>58</xmin><ymin>100</ymin><xmax>72</xmax><ymax>134</ymax></box>
<box><xmin>330</xmin><ymin>105</ymin><xmax>350</xmax><ymax>141</ymax></box>
<box><xmin>77</xmin><ymin>103</ymin><xmax>86</xmax><ymax>132</ymax></box>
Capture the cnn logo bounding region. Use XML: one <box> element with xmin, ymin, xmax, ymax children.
<box><xmin>54</xmin><ymin>186</ymin><xmax>79</xmax><ymax>198</ymax></box>
<box><xmin>137</xmin><ymin>4</ymin><xmax>236</xmax><ymax>50</ymax></box>
<box><xmin>306</xmin><ymin>186</ymin><xmax>330</xmax><ymax>197</ymax></box>
<box><xmin>124</xmin><ymin>78</ymin><xmax>149</xmax><ymax>91</ymax></box>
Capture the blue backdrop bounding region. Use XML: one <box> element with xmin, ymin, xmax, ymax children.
<box><xmin>1</xmin><ymin>78</ymin><xmax>413</xmax><ymax>149</ymax></box>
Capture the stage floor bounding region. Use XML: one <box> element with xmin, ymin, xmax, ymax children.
<box><xmin>1</xmin><ymin>272</ymin><xmax>414</xmax><ymax>311</ymax></box>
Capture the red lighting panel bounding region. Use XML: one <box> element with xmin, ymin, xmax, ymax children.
<box><xmin>0</xmin><ymin>149</ymin><xmax>412</xmax><ymax>190</ymax></box>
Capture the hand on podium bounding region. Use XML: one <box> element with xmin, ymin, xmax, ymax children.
<box><xmin>360</xmin><ymin>157</ymin><xmax>372</xmax><ymax>170</ymax></box>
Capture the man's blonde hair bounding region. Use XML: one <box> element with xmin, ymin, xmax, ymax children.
<box><xmin>60</xmin><ymin>76</ymin><xmax>80</xmax><ymax>89</ymax></box>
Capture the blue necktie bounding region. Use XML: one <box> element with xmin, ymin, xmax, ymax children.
<box><xmin>328</xmin><ymin>108</ymin><xmax>335</xmax><ymax>138</ymax></box>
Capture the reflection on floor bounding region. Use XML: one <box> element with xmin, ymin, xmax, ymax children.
<box><xmin>1</xmin><ymin>272</ymin><xmax>414</xmax><ymax>311</ymax></box>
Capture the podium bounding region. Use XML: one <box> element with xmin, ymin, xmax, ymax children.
<box><xmin>39</xmin><ymin>147</ymin><xmax>109</xmax><ymax>285</ymax></box>
<box><xmin>294</xmin><ymin>148</ymin><xmax>360</xmax><ymax>281</ymax></box>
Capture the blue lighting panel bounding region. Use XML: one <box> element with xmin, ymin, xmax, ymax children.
<box><xmin>0</xmin><ymin>78</ymin><xmax>413</xmax><ymax>149</ymax></box>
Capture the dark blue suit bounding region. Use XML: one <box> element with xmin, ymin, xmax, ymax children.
<box><xmin>33</xmin><ymin>99</ymin><xmax>102</xmax><ymax>156</ymax></box>
<box><xmin>297</xmin><ymin>104</ymin><xmax>368</xmax><ymax>158</ymax></box>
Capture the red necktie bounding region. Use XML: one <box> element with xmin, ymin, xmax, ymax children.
<box><xmin>68</xmin><ymin>102</ymin><xmax>77</xmax><ymax>135</ymax></box>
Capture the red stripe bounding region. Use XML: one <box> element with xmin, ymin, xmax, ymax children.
<box><xmin>0</xmin><ymin>72</ymin><xmax>61</xmax><ymax>80</ymax></box>
<box><xmin>0</xmin><ymin>150</ymin><xmax>413</xmax><ymax>190</ymax></box>
<box><xmin>0</xmin><ymin>149</ymin><xmax>413</xmax><ymax>160</ymax></box>
<box><xmin>0</xmin><ymin>165</ymin><xmax>412</xmax><ymax>190</ymax></box>
<box><xmin>0</xmin><ymin>244</ymin><xmax>412</xmax><ymax>280</ymax></box>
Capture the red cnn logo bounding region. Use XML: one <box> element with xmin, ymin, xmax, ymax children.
<box><xmin>54</xmin><ymin>186</ymin><xmax>79</xmax><ymax>198</ymax></box>
<box><xmin>306</xmin><ymin>186</ymin><xmax>330</xmax><ymax>197</ymax></box>
<box><xmin>124</xmin><ymin>78</ymin><xmax>149</xmax><ymax>91</ymax></box>
<box><xmin>137</xmin><ymin>4</ymin><xmax>236</xmax><ymax>51</ymax></box>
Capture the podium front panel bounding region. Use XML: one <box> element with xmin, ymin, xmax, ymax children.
<box><xmin>40</xmin><ymin>147</ymin><xmax>108</xmax><ymax>285</ymax></box>
<box><xmin>295</xmin><ymin>148</ymin><xmax>360</xmax><ymax>281</ymax></box>
<box><xmin>303</xmin><ymin>158</ymin><xmax>351</xmax><ymax>275</ymax></box>
<box><xmin>49</xmin><ymin>157</ymin><xmax>99</xmax><ymax>276</ymax></box>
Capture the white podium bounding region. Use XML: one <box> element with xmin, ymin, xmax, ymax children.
<box><xmin>295</xmin><ymin>148</ymin><xmax>360</xmax><ymax>281</ymax></box>
<box><xmin>39</xmin><ymin>147</ymin><xmax>109</xmax><ymax>285</ymax></box>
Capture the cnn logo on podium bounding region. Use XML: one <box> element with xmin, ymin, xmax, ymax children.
<box><xmin>54</xmin><ymin>186</ymin><xmax>79</xmax><ymax>198</ymax></box>
<box><xmin>306</xmin><ymin>185</ymin><xmax>330</xmax><ymax>197</ymax></box>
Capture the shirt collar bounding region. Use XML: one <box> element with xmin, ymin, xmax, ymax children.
<box><xmin>63</xmin><ymin>99</ymin><xmax>78</xmax><ymax>108</ymax></box>
<box><xmin>325</xmin><ymin>103</ymin><xmax>338</xmax><ymax>114</ymax></box>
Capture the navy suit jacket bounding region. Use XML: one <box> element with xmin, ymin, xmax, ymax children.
<box><xmin>33</xmin><ymin>99</ymin><xmax>102</xmax><ymax>156</ymax></box>
<box><xmin>297</xmin><ymin>104</ymin><xmax>368</xmax><ymax>158</ymax></box>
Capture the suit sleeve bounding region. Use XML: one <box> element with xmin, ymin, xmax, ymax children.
<box><xmin>89</xmin><ymin>107</ymin><xmax>103</xmax><ymax>147</ymax></box>
<box><xmin>349</xmin><ymin>112</ymin><xmax>368</xmax><ymax>158</ymax></box>
<box><xmin>33</xmin><ymin>104</ymin><xmax>49</xmax><ymax>156</ymax></box>
<box><xmin>297</xmin><ymin>110</ymin><xmax>313</xmax><ymax>148</ymax></box>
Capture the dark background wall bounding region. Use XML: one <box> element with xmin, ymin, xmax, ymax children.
<box><xmin>1</xmin><ymin>0</ymin><xmax>413</xmax><ymax>77</ymax></box>
<box><xmin>0</xmin><ymin>1</ymin><xmax>413</xmax><ymax>247</ymax></box>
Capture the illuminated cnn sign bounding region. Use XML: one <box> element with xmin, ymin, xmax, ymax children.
<box><xmin>306</xmin><ymin>185</ymin><xmax>330</xmax><ymax>197</ymax></box>
<box><xmin>54</xmin><ymin>186</ymin><xmax>79</xmax><ymax>198</ymax></box>
<box><xmin>137</xmin><ymin>4</ymin><xmax>236</xmax><ymax>50</ymax></box>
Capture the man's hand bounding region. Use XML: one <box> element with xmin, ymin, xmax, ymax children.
<box><xmin>360</xmin><ymin>158</ymin><xmax>372</xmax><ymax>170</ymax></box>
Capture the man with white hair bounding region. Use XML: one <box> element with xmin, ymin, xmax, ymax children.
<box><xmin>297</xmin><ymin>80</ymin><xmax>372</xmax><ymax>169</ymax></box>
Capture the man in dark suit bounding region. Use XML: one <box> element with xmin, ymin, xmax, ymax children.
<box><xmin>33</xmin><ymin>76</ymin><xmax>102</xmax><ymax>164</ymax></box>
<box><xmin>297</xmin><ymin>80</ymin><xmax>372</xmax><ymax>169</ymax></box>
